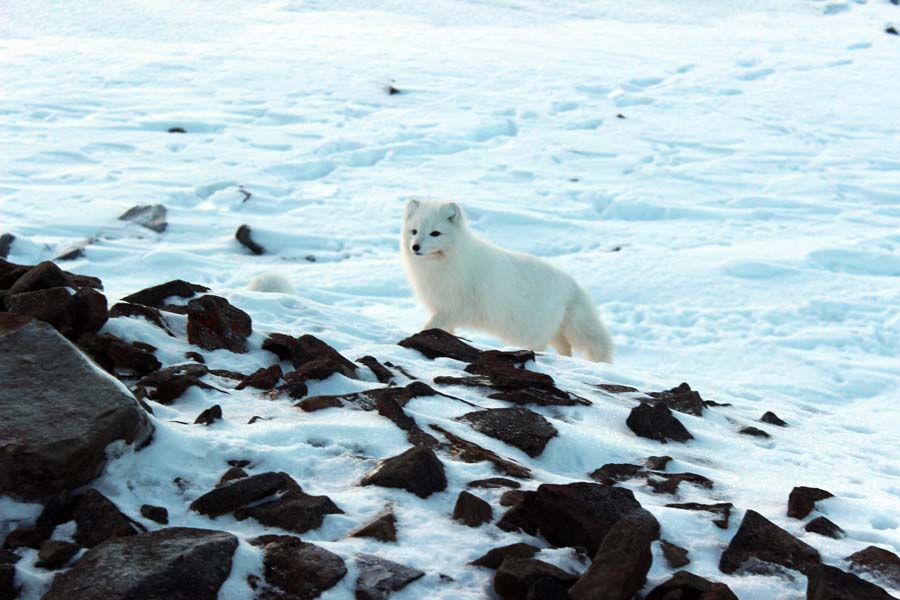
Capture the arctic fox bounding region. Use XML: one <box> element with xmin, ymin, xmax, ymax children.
<box><xmin>248</xmin><ymin>273</ymin><xmax>294</xmax><ymax>294</ymax></box>
<box><xmin>401</xmin><ymin>200</ymin><xmax>614</xmax><ymax>362</ymax></box>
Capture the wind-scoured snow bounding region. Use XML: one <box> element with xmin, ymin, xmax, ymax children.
<box><xmin>2</xmin><ymin>0</ymin><xmax>900</xmax><ymax>598</ymax></box>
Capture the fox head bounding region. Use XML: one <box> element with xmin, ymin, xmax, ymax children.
<box><xmin>402</xmin><ymin>200</ymin><xmax>466</xmax><ymax>259</ymax></box>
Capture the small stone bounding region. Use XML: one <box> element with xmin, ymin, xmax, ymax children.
<box><xmin>217</xmin><ymin>467</ymin><xmax>248</xmax><ymax>487</ymax></box>
<box><xmin>467</xmin><ymin>478</ymin><xmax>522</xmax><ymax>490</ymax></box>
<box><xmin>452</xmin><ymin>491</ymin><xmax>493</xmax><ymax>527</ymax></box>
<box><xmin>349</xmin><ymin>511</ymin><xmax>397</xmax><ymax>543</ymax></box>
<box><xmin>185</xmin><ymin>295</ymin><xmax>252</xmax><ymax>353</ymax></box>
<box><xmin>805</xmin><ymin>516</ymin><xmax>844</xmax><ymax>539</ymax></box>
<box><xmin>626</xmin><ymin>402</ymin><xmax>693</xmax><ymax>443</ymax></box>
<box><xmin>761</xmin><ymin>411</ymin><xmax>788</xmax><ymax>426</ymax></box>
<box><xmin>235</xmin><ymin>365</ymin><xmax>282</xmax><ymax>390</ymax></box>
<box><xmin>788</xmin><ymin>486</ymin><xmax>833</xmax><ymax>519</ymax></box>
<box><xmin>119</xmin><ymin>204</ymin><xmax>167</xmax><ymax>233</ymax></box>
<box><xmin>358</xmin><ymin>355</ymin><xmax>394</xmax><ymax>384</ymax></box>
<box><xmin>645</xmin><ymin>455</ymin><xmax>673</xmax><ymax>471</ymax></box>
<box><xmin>739</xmin><ymin>426</ymin><xmax>770</xmax><ymax>438</ymax></box>
<box><xmin>645</xmin><ymin>571</ymin><xmax>738</xmax><ymax>600</ymax></box>
<box><xmin>589</xmin><ymin>463</ymin><xmax>645</xmax><ymax>485</ymax></box>
<box><xmin>235</xmin><ymin>224</ymin><xmax>265</xmax><ymax>255</ymax></box>
<box><xmin>648</xmin><ymin>382</ymin><xmax>705</xmax><ymax>416</ymax></box>
<box><xmin>140</xmin><ymin>505</ymin><xmax>169</xmax><ymax>525</ymax></box>
<box><xmin>36</xmin><ymin>540</ymin><xmax>81</xmax><ymax>569</ymax></box>
<box><xmin>398</xmin><ymin>329</ymin><xmax>482</xmax><ymax>362</ymax></box>
<box><xmin>194</xmin><ymin>404</ymin><xmax>222</xmax><ymax>426</ymax></box>
<box><xmin>471</xmin><ymin>543</ymin><xmax>540</xmax><ymax>569</ymax></box>
<box><xmin>661</xmin><ymin>539</ymin><xmax>691</xmax><ymax>568</ymax></box>
<box><xmin>168</xmin><ymin>127</ymin><xmax>186</xmax><ymax>133</ymax></box>
<box><xmin>0</xmin><ymin>233</ymin><xmax>14</xmax><ymax>259</ymax></box>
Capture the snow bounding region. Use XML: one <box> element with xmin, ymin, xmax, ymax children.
<box><xmin>2</xmin><ymin>0</ymin><xmax>900</xmax><ymax>598</ymax></box>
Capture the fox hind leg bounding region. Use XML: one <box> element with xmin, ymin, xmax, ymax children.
<box><xmin>551</xmin><ymin>332</ymin><xmax>573</xmax><ymax>357</ymax></box>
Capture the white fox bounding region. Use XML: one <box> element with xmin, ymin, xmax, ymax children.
<box><xmin>401</xmin><ymin>200</ymin><xmax>614</xmax><ymax>362</ymax></box>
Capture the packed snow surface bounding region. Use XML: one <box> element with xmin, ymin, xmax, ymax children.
<box><xmin>2</xmin><ymin>0</ymin><xmax>900</xmax><ymax>598</ymax></box>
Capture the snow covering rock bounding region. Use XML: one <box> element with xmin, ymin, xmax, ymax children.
<box><xmin>493</xmin><ymin>557</ymin><xmax>577</xmax><ymax>600</ymax></box>
<box><xmin>806</xmin><ymin>564</ymin><xmax>897</xmax><ymax>600</ymax></box>
<box><xmin>185</xmin><ymin>294</ymin><xmax>253</xmax><ymax>353</ymax></box>
<box><xmin>788</xmin><ymin>486</ymin><xmax>834</xmax><ymax>519</ymax></box>
<box><xmin>458</xmin><ymin>407</ymin><xmax>557</xmax><ymax>457</ymax></box>
<box><xmin>43</xmin><ymin>528</ymin><xmax>238</xmax><ymax>600</ymax></box>
<box><xmin>626</xmin><ymin>401</ymin><xmax>694</xmax><ymax>443</ymax></box>
<box><xmin>118</xmin><ymin>204</ymin><xmax>168</xmax><ymax>233</ymax></box>
<box><xmin>718</xmin><ymin>509</ymin><xmax>821</xmax><ymax>575</ymax></box>
<box><xmin>847</xmin><ymin>546</ymin><xmax>900</xmax><ymax>589</ymax></box>
<box><xmin>644</xmin><ymin>571</ymin><xmax>738</xmax><ymax>600</ymax></box>
<box><xmin>361</xmin><ymin>446</ymin><xmax>447</xmax><ymax>498</ymax></box>
<box><xmin>355</xmin><ymin>553</ymin><xmax>425</xmax><ymax>600</ymax></box>
<box><xmin>250</xmin><ymin>534</ymin><xmax>347</xmax><ymax>599</ymax></box>
<box><xmin>452</xmin><ymin>490</ymin><xmax>493</xmax><ymax>527</ymax></box>
<box><xmin>497</xmin><ymin>482</ymin><xmax>642</xmax><ymax>555</ymax></box>
<box><xmin>0</xmin><ymin>314</ymin><xmax>152</xmax><ymax>500</ymax></box>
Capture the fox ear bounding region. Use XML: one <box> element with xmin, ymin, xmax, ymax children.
<box><xmin>405</xmin><ymin>199</ymin><xmax>420</xmax><ymax>217</ymax></box>
<box><xmin>441</xmin><ymin>202</ymin><xmax>463</xmax><ymax>224</ymax></box>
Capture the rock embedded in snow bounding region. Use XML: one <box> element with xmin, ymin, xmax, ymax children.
<box><xmin>761</xmin><ymin>411</ymin><xmax>788</xmax><ymax>426</ymax></box>
<box><xmin>589</xmin><ymin>462</ymin><xmax>645</xmax><ymax>485</ymax></box>
<box><xmin>194</xmin><ymin>404</ymin><xmax>222</xmax><ymax>425</ymax></box>
<box><xmin>236</xmin><ymin>364</ymin><xmax>283</xmax><ymax>390</ymax></box>
<box><xmin>236</xmin><ymin>481</ymin><xmax>343</xmax><ymax>535</ymax></box>
<box><xmin>846</xmin><ymin>546</ymin><xmax>900</xmax><ymax>589</ymax></box>
<box><xmin>250</xmin><ymin>534</ymin><xmax>347</xmax><ymax>599</ymax></box>
<box><xmin>357</xmin><ymin>355</ymin><xmax>395</xmax><ymax>384</ymax></box>
<box><xmin>497</xmin><ymin>482</ymin><xmax>643</xmax><ymax>555</ymax></box>
<box><xmin>470</xmin><ymin>543</ymin><xmax>540</xmax><ymax>569</ymax></box>
<box><xmin>805</xmin><ymin>516</ymin><xmax>845</xmax><ymax>539</ymax></box>
<box><xmin>235</xmin><ymin>224</ymin><xmax>265</xmax><ymax>255</ymax></box>
<box><xmin>355</xmin><ymin>553</ymin><xmax>425</xmax><ymax>600</ymax></box>
<box><xmin>35</xmin><ymin>540</ymin><xmax>81</xmax><ymax>570</ymax></box>
<box><xmin>718</xmin><ymin>509</ymin><xmax>821</xmax><ymax>575</ymax></box>
<box><xmin>190</xmin><ymin>471</ymin><xmax>291</xmax><ymax>517</ymax></box>
<box><xmin>0</xmin><ymin>564</ymin><xmax>16</xmax><ymax>599</ymax></box>
<box><xmin>140</xmin><ymin>504</ymin><xmax>169</xmax><ymax>525</ymax></box>
<box><xmin>661</xmin><ymin>539</ymin><xmax>691</xmax><ymax>568</ymax></box>
<box><xmin>217</xmin><ymin>466</ymin><xmax>248</xmax><ymax>486</ymax></box>
<box><xmin>398</xmin><ymin>328</ymin><xmax>483</xmax><ymax>362</ymax></box>
<box><xmin>467</xmin><ymin>477</ymin><xmax>522</xmax><ymax>489</ymax></box>
<box><xmin>136</xmin><ymin>362</ymin><xmax>213</xmax><ymax>403</ymax></box>
<box><xmin>0</xmin><ymin>233</ymin><xmax>14</xmax><ymax>259</ymax></box>
<box><xmin>185</xmin><ymin>294</ymin><xmax>252</xmax><ymax>353</ymax></box>
<box><xmin>290</xmin><ymin>334</ymin><xmax>359</xmax><ymax>378</ymax></box>
<box><xmin>806</xmin><ymin>564</ymin><xmax>896</xmax><ymax>600</ymax></box>
<box><xmin>430</xmin><ymin>425</ymin><xmax>532</xmax><ymax>479</ymax></box>
<box><xmin>7</xmin><ymin>260</ymin><xmax>72</xmax><ymax>296</ymax></box>
<box><xmin>349</xmin><ymin>510</ymin><xmax>398</xmax><ymax>543</ymax></box>
<box><xmin>43</xmin><ymin>527</ymin><xmax>238</xmax><ymax>600</ymax></box>
<box><xmin>626</xmin><ymin>402</ymin><xmax>694</xmax><ymax>443</ymax></box>
<box><xmin>261</xmin><ymin>332</ymin><xmax>298</xmax><ymax>360</ymax></box>
<box><xmin>73</xmin><ymin>286</ymin><xmax>109</xmax><ymax>335</ymax></box>
<box><xmin>118</xmin><ymin>204</ymin><xmax>168</xmax><ymax>233</ymax></box>
<box><xmin>646</xmin><ymin>471</ymin><xmax>714</xmax><ymax>495</ymax></box>
<box><xmin>458</xmin><ymin>407</ymin><xmax>557</xmax><ymax>458</ymax></box>
<box><xmin>0</xmin><ymin>314</ymin><xmax>152</xmax><ymax>500</ymax></box>
<box><xmin>569</xmin><ymin>508</ymin><xmax>660</xmax><ymax>600</ymax></box>
<box><xmin>648</xmin><ymin>382</ymin><xmax>706</xmax><ymax>416</ymax></box>
<box><xmin>121</xmin><ymin>279</ymin><xmax>209</xmax><ymax>308</ymax></box>
<box><xmin>360</xmin><ymin>446</ymin><xmax>447</xmax><ymax>498</ymax></box>
<box><xmin>72</xmin><ymin>489</ymin><xmax>142</xmax><ymax>548</ymax></box>
<box><xmin>493</xmin><ymin>557</ymin><xmax>577</xmax><ymax>600</ymax></box>
<box><xmin>452</xmin><ymin>490</ymin><xmax>493</xmax><ymax>527</ymax></box>
<box><xmin>77</xmin><ymin>331</ymin><xmax>162</xmax><ymax>376</ymax></box>
<box><xmin>739</xmin><ymin>426</ymin><xmax>770</xmax><ymax>438</ymax></box>
<box><xmin>788</xmin><ymin>486</ymin><xmax>834</xmax><ymax>519</ymax></box>
<box><xmin>109</xmin><ymin>302</ymin><xmax>175</xmax><ymax>336</ymax></box>
<box><xmin>644</xmin><ymin>571</ymin><xmax>738</xmax><ymax>600</ymax></box>
<box><xmin>666</xmin><ymin>502</ymin><xmax>733</xmax><ymax>529</ymax></box>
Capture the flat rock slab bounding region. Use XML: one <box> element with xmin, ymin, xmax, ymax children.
<box><xmin>190</xmin><ymin>471</ymin><xmax>293</xmax><ymax>517</ymax></box>
<box><xmin>0</xmin><ymin>315</ymin><xmax>152</xmax><ymax>499</ymax></box>
<box><xmin>121</xmin><ymin>280</ymin><xmax>209</xmax><ymax>308</ymax></box>
<box><xmin>398</xmin><ymin>328</ymin><xmax>482</xmax><ymax>362</ymax></box>
<box><xmin>459</xmin><ymin>407</ymin><xmax>557</xmax><ymax>458</ymax></box>
<box><xmin>355</xmin><ymin>553</ymin><xmax>425</xmax><ymax>600</ymax></box>
<box><xmin>43</xmin><ymin>527</ymin><xmax>238</xmax><ymax>600</ymax></box>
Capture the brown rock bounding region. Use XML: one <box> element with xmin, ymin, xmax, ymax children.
<box><xmin>140</xmin><ymin>505</ymin><xmax>169</xmax><ymax>525</ymax></box>
<box><xmin>666</xmin><ymin>502</ymin><xmax>733</xmax><ymax>529</ymax></box>
<box><xmin>236</xmin><ymin>365</ymin><xmax>283</xmax><ymax>390</ymax></box>
<box><xmin>357</xmin><ymin>356</ymin><xmax>394</xmax><ymax>384</ymax></box>
<box><xmin>847</xmin><ymin>546</ymin><xmax>900</xmax><ymax>588</ymax></box>
<box><xmin>7</xmin><ymin>287</ymin><xmax>78</xmax><ymax>338</ymax></box>
<box><xmin>719</xmin><ymin>509</ymin><xmax>821</xmax><ymax>575</ymax></box>
<box><xmin>648</xmin><ymin>382</ymin><xmax>706</xmax><ymax>416</ymax></box>
<box><xmin>36</xmin><ymin>540</ymin><xmax>81</xmax><ymax>569</ymax></box>
<box><xmin>788</xmin><ymin>486</ymin><xmax>833</xmax><ymax>519</ymax></box>
<box><xmin>349</xmin><ymin>510</ymin><xmax>398</xmax><ymax>543</ymax></box>
<box><xmin>190</xmin><ymin>472</ymin><xmax>292</xmax><ymax>517</ymax></box>
<box><xmin>805</xmin><ymin>516</ymin><xmax>844</xmax><ymax>539</ymax></box>
<box><xmin>471</xmin><ymin>543</ymin><xmax>540</xmax><ymax>569</ymax></box>
<box><xmin>355</xmin><ymin>553</ymin><xmax>425</xmax><ymax>600</ymax></box>
<box><xmin>250</xmin><ymin>535</ymin><xmax>347</xmax><ymax>599</ymax></box>
<box><xmin>452</xmin><ymin>491</ymin><xmax>493</xmax><ymax>527</ymax></box>
<box><xmin>235</xmin><ymin>224</ymin><xmax>265</xmax><ymax>255</ymax></box>
<box><xmin>194</xmin><ymin>404</ymin><xmax>222</xmax><ymax>426</ymax></box>
<box><xmin>109</xmin><ymin>302</ymin><xmax>174</xmax><ymax>336</ymax></box>
<box><xmin>661</xmin><ymin>539</ymin><xmax>691</xmax><ymax>568</ymax></box>
<box><xmin>121</xmin><ymin>280</ymin><xmax>209</xmax><ymax>308</ymax></box>
<box><xmin>459</xmin><ymin>407</ymin><xmax>557</xmax><ymax>458</ymax></box>
<box><xmin>360</xmin><ymin>446</ymin><xmax>447</xmax><ymax>498</ymax></box>
<box><xmin>626</xmin><ymin>402</ymin><xmax>693</xmax><ymax>443</ymax></box>
<box><xmin>185</xmin><ymin>295</ymin><xmax>252</xmax><ymax>353</ymax></box>
<box><xmin>72</xmin><ymin>489</ymin><xmax>141</xmax><ymax>548</ymax></box>
<box><xmin>398</xmin><ymin>328</ymin><xmax>482</xmax><ymax>362</ymax></box>
<box><xmin>807</xmin><ymin>564</ymin><xmax>896</xmax><ymax>600</ymax></box>
<box><xmin>645</xmin><ymin>571</ymin><xmax>738</xmax><ymax>600</ymax></box>
<box><xmin>467</xmin><ymin>478</ymin><xmax>522</xmax><ymax>490</ymax></box>
<box><xmin>493</xmin><ymin>557</ymin><xmax>576</xmax><ymax>600</ymax></box>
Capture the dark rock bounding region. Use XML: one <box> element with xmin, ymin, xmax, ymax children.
<box><xmin>467</xmin><ymin>478</ymin><xmax>522</xmax><ymax>489</ymax></box>
<box><xmin>465</xmin><ymin>360</ymin><xmax>554</xmax><ymax>390</ymax></box>
<box><xmin>648</xmin><ymin>382</ymin><xmax>705</xmax><ymax>416</ymax></box>
<box><xmin>250</xmin><ymin>535</ymin><xmax>346</xmax><ymax>599</ymax></box>
<box><xmin>739</xmin><ymin>426</ymin><xmax>770</xmax><ymax>438</ymax></box>
<box><xmin>3</xmin><ymin>527</ymin><xmax>46</xmax><ymax>550</ymax></box>
<box><xmin>138</xmin><ymin>363</ymin><xmax>211</xmax><ymax>404</ymax></box>
<box><xmin>0</xmin><ymin>315</ymin><xmax>152</xmax><ymax>499</ymax></box>
<box><xmin>0</xmin><ymin>233</ymin><xmax>13</xmax><ymax>259</ymax></box>
<box><xmin>109</xmin><ymin>302</ymin><xmax>175</xmax><ymax>336</ymax></box>
<box><xmin>430</xmin><ymin>425</ymin><xmax>532</xmax><ymax>479</ymax></box>
<box><xmin>661</xmin><ymin>539</ymin><xmax>691</xmax><ymax>568</ymax></box>
<box><xmin>788</xmin><ymin>486</ymin><xmax>834</xmax><ymax>519</ymax></box>
<box><xmin>186</xmin><ymin>295</ymin><xmax>252</xmax><ymax>353</ymax></box>
<box><xmin>235</xmin><ymin>224</ymin><xmax>265</xmax><ymax>255</ymax></box>
<box><xmin>719</xmin><ymin>509</ymin><xmax>821</xmax><ymax>575</ymax></box>
<box><xmin>72</xmin><ymin>489</ymin><xmax>141</xmax><ymax>548</ymax></box>
<box><xmin>526</xmin><ymin>578</ymin><xmax>570</xmax><ymax>600</ymax></box>
<box><xmin>7</xmin><ymin>286</ymin><xmax>77</xmax><ymax>338</ymax></box>
<box><xmin>43</xmin><ymin>527</ymin><xmax>238</xmax><ymax>600</ymax></box>
<box><xmin>73</xmin><ymin>286</ymin><xmax>108</xmax><ymax>336</ymax></box>
<box><xmin>459</xmin><ymin>407</ymin><xmax>557</xmax><ymax>458</ymax></box>
<box><xmin>646</xmin><ymin>471</ymin><xmax>714</xmax><ymax>495</ymax></box>
<box><xmin>497</xmin><ymin>482</ymin><xmax>642</xmax><ymax>555</ymax></box>
<box><xmin>471</xmin><ymin>543</ymin><xmax>540</xmax><ymax>569</ymax></box>
<box><xmin>489</xmin><ymin>386</ymin><xmax>589</xmax><ymax>407</ymax></box>
<box><xmin>398</xmin><ymin>329</ymin><xmax>482</xmax><ymax>362</ymax></box>
<box><xmin>349</xmin><ymin>511</ymin><xmax>397</xmax><ymax>543</ymax></box>
<box><xmin>847</xmin><ymin>546</ymin><xmax>900</xmax><ymax>588</ymax></box>
<box><xmin>761</xmin><ymin>411</ymin><xmax>788</xmax><ymax>426</ymax></box>
<box><xmin>190</xmin><ymin>472</ymin><xmax>291</xmax><ymax>517</ymax></box>
<box><xmin>185</xmin><ymin>351</ymin><xmax>205</xmax><ymax>363</ymax></box>
<box><xmin>0</xmin><ymin>550</ymin><xmax>20</xmax><ymax>564</ymax></box>
<box><xmin>355</xmin><ymin>553</ymin><xmax>425</xmax><ymax>600</ymax></box>
<box><xmin>290</xmin><ymin>334</ymin><xmax>358</xmax><ymax>379</ymax></box>
<box><xmin>626</xmin><ymin>402</ymin><xmax>693</xmax><ymax>443</ymax></box>
<box><xmin>121</xmin><ymin>280</ymin><xmax>209</xmax><ymax>308</ymax></box>
<box><xmin>36</xmin><ymin>540</ymin><xmax>81</xmax><ymax>569</ymax></box>
<box><xmin>805</xmin><ymin>516</ymin><xmax>844</xmax><ymax>539</ymax></box>
<box><xmin>7</xmin><ymin>261</ymin><xmax>72</xmax><ymax>296</ymax></box>
<box><xmin>569</xmin><ymin>508</ymin><xmax>660</xmax><ymax>600</ymax></box>
<box><xmin>452</xmin><ymin>491</ymin><xmax>492</xmax><ymax>527</ymax></box>
<box><xmin>645</xmin><ymin>571</ymin><xmax>739</xmax><ymax>600</ymax></box>
<box><xmin>0</xmin><ymin>564</ymin><xmax>15</xmax><ymax>600</ymax></box>
<box><xmin>360</xmin><ymin>446</ymin><xmax>447</xmax><ymax>498</ymax></box>
<box><xmin>277</xmin><ymin>377</ymin><xmax>309</xmax><ymax>399</ymax></box>
<box><xmin>645</xmin><ymin>455</ymin><xmax>673</xmax><ymax>470</ymax></box>
<box><xmin>594</xmin><ymin>383</ymin><xmax>639</xmax><ymax>394</ymax></box>
<box><xmin>387</xmin><ymin>85</ymin><xmax>400</xmax><ymax>95</ymax></box>
<box><xmin>589</xmin><ymin>463</ymin><xmax>645</xmax><ymax>485</ymax></box>
<box><xmin>666</xmin><ymin>502</ymin><xmax>733</xmax><ymax>529</ymax></box>
<box><xmin>194</xmin><ymin>404</ymin><xmax>222</xmax><ymax>426</ymax></box>
<box><xmin>887</xmin><ymin>26</ymin><xmax>899</xmax><ymax>35</ymax></box>
<box><xmin>237</xmin><ymin>485</ymin><xmax>343</xmax><ymax>535</ymax></box>
<box><xmin>358</xmin><ymin>356</ymin><xmax>394</xmax><ymax>384</ymax></box>
<box><xmin>493</xmin><ymin>557</ymin><xmax>576</xmax><ymax>600</ymax></box>
<box><xmin>56</xmin><ymin>245</ymin><xmax>86</xmax><ymax>261</ymax></box>
<box><xmin>298</xmin><ymin>394</ymin><xmax>344</xmax><ymax>412</ymax></box>
<box><xmin>119</xmin><ymin>204</ymin><xmax>167</xmax><ymax>233</ymax></box>
<box><xmin>500</xmin><ymin>490</ymin><xmax>527</xmax><ymax>507</ymax></box>
<box><xmin>217</xmin><ymin>466</ymin><xmax>248</xmax><ymax>486</ymax></box>
<box><xmin>807</xmin><ymin>564</ymin><xmax>896</xmax><ymax>600</ymax></box>
<box><xmin>261</xmin><ymin>333</ymin><xmax>298</xmax><ymax>360</ymax></box>
<box><xmin>236</xmin><ymin>365</ymin><xmax>282</xmax><ymax>390</ymax></box>
<box><xmin>168</xmin><ymin>127</ymin><xmax>186</xmax><ymax>133</ymax></box>
<box><xmin>78</xmin><ymin>332</ymin><xmax>162</xmax><ymax>376</ymax></box>
<box><xmin>140</xmin><ymin>505</ymin><xmax>169</xmax><ymax>525</ymax></box>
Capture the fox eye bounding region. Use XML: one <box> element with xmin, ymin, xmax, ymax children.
<box><xmin>411</xmin><ymin>229</ymin><xmax>417</xmax><ymax>235</ymax></box>
<box><xmin>430</xmin><ymin>231</ymin><xmax>441</xmax><ymax>237</ymax></box>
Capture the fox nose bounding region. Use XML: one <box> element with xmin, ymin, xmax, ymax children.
<box><xmin>412</xmin><ymin>244</ymin><xmax>420</xmax><ymax>252</ymax></box>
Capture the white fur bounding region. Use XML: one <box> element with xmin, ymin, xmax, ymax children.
<box><xmin>401</xmin><ymin>200</ymin><xmax>614</xmax><ymax>362</ymax></box>
<box><xmin>247</xmin><ymin>273</ymin><xmax>294</xmax><ymax>294</ymax></box>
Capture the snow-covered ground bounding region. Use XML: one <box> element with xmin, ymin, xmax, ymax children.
<box><xmin>2</xmin><ymin>0</ymin><xmax>900</xmax><ymax>598</ymax></box>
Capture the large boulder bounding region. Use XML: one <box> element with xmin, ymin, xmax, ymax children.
<box><xmin>807</xmin><ymin>564</ymin><xmax>897</xmax><ymax>600</ymax></box>
<box><xmin>0</xmin><ymin>315</ymin><xmax>152</xmax><ymax>500</ymax></box>
<box><xmin>43</xmin><ymin>528</ymin><xmax>237</xmax><ymax>600</ymax></box>
<box><xmin>185</xmin><ymin>295</ymin><xmax>252</xmax><ymax>353</ymax></box>
<box><xmin>361</xmin><ymin>446</ymin><xmax>447</xmax><ymax>498</ymax></box>
<box><xmin>250</xmin><ymin>535</ymin><xmax>346</xmax><ymax>599</ymax></box>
